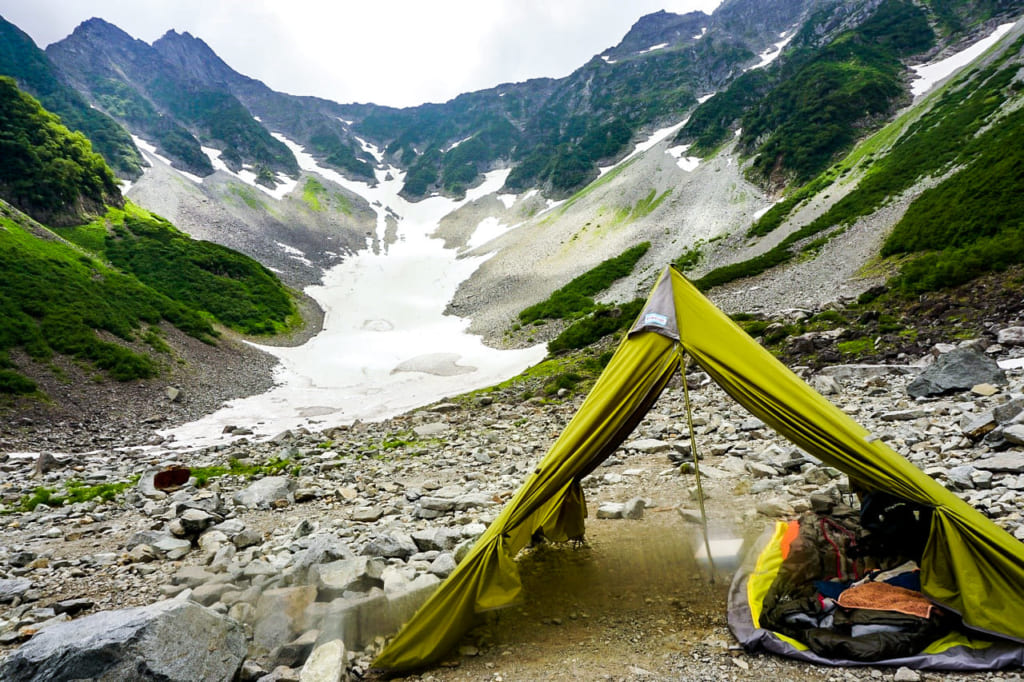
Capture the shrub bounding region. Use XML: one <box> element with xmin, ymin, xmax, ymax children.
<box><xmin>519</xmin><ymin>243</ymin><xmax>650</xmax><ymax>323</ymax></box>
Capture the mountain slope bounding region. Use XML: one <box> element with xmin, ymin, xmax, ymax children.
<box><xmin>0</xmin><ymin>15</ymin><xmax>143</xmax><ymax>179</ymax></box>
<box><xmin>0</xmin><ymin>79</ymin><xmax>298</xmax><ymax>401</ymax></box>
<box><xmin>687</xmin><ymin>19</ymin><xmax>1024</xmax><ymax>317</ymax></box>
<box><xmin>47</xmin><ymin>19</ymin><xmax>297</xmax><ymax>183</ymax></box>
<box><xmin>0</xmin><ymin>75</ymin><xmax>121</xmax><ymax>225</ymax></box>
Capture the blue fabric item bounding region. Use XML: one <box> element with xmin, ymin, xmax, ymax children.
<box><xmin>815</xmin><ymin>580</ymin><xmax>852</xmax><ymax>600</ymax></box>
<box><xmin>883</xmin><ymin>571</ymin><xmax>921</xmax><ymax>592</ymax></box>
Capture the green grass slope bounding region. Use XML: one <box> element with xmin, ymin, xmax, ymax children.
<box><xmin>0</xmin><ymin>17</ymin><xmax>143</xmax><ymax>179</ymax></box>
<box><xmin>0</xmin><ymin>80</ymin><xmax>298</xmax><ymax>395</ymax></box>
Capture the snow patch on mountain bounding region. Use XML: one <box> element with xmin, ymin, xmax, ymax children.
<box><xmin>667</xmin><ymin>144</ymin><xmax>700</xmax><ymax>172</ymax></box>
<box><xmin>749</xmin><ymin>30</ymin><xmax>794</xmax><ymax>71</ymax></box>
<box><xmin>910</xmin><ymin>22</ymin><xmax>1015</xmax><ymax>98</ymax></box>
<box><xmin>133</xmin><ymin>135</ymin><xmax>203</xmax><ymax>183</ymax></box>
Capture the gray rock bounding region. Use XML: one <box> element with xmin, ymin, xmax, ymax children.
<box><xmin>626</xmin><ymin>439</ymin><xmax>673</xmax><ymax>454</ymax></box>
<box><xmin>810</xmin><ymin>374</ymin><xmax>842</xmax><ymax>396</ymax></box>
<box><xmin>190</xmin><ymin>583</ymin><xmax>233</xmax><ymax>607</ymax></box>
<box><xmin>0</xmin><ymin>598</ymin><xmax>245</xmax><ymax>682</ymax></box>
<box><xmin>817</xmin><ymin>365</ymin><xmax>917</xmax><ymax>381</ymax></box>
<box><xmin>253</xmin><ymin>586</ymin><xmax>318</xmax><ymax>655</ymax></box>
<box><xmin>350</xmin><ymin>506</ymin><xmax>384</xmax><ymax>522</ymax></box>
<box><xmin>311</xmin><ymin>557</ymin><xmax>384</xmax><ymax>599</ymax></box>
<box><xmin>994</xmin><ymin>396</ymin><xmax>1024</xmax><ymax>424</ymax></box>
<box><xmin>974</xmin><ymin>453</ymin><xmax>1024</xmax><ymax>474</ymax></box>
<box><xmin>179</xmin><ymin>508</ymin><xmax>216</xmax><ymax>534</ymax></box>
<box><xmin>298</xmin><ymin>639</ymin><xmax>346</xmax><ymax>682</ymax></box>
<box><xmin>411</xmin><ymin>527</ymin><xmax>463</xmax><ymax>552</ymax></box>
<box><xmin>0</xmin><ymin>578</ymin><xmax>32</xmax><ymax>603</ymax></box>
<box><xmin>32</xmin><ymin>453</ymin><xmax>63</xmax><ymax>478</ymax></box>
<box><xmin>894</xmin><ymin>666</ymin><xmax>921</xmax><ymax>682</ymax></box>
<box><xmin>416</xmin><ymin>496</ymin><xmax>457</xmax><ymax>513</ymax></box>
<box><xmin>907</xmin><ymin>347</ymin><xmax>1006</xmax><ymax>398</ymax></box>
<box><xmin>413</xmin><ymin>422</ymin><xmax>448</xmax><ymax>437</ymax></box>
<box><xmin>283</xmin><ymin>534</ymin><xmax>354</xmax><ymax>584</ymax></box>
<box><xmin>996</xmin><ymin>326</ymin><xmax>1024</xmax><ymax>346</ymax></box>
<box><xmin>1002</xmin><ymin>424</ymin><xmax>1024</xmax><ymax>446</ymax></box>
<box><xmin>623</xmin><ymin>497</ymin><xmax>646</xmax><ymax>520</ymax></box>
<box><xmin>362</xmin><ymin>531</ymin><xmax>418</xmax><ymax>559</ymax></box>
<box><xmin>746</xmin><ymin>462</ymin><xmax>778</xmax><ymax>479</ymax></box>
<box><xmin>136</xmin><ymin>469</ymin><xmax>170</xmax><ymax>500</ymax></box>
<box><xmin>233</xmin><ymin>476</ymin><xmax>295</xmax><ymax>509</ymax></box>
<box><xmin>946</xmin><ymin>466</ymin><xmax>976</xmax><ymax>489</ymax></box>
<box><xmin>596</xmin><ymin>502</ymin><xmax>625</xmax><ymax>519</ymax></box>
<box><xmin>273</xmin><ymin>629</ymin><xmax>320</xmax><ymax>668</ymax></box>
<box><xmin>429</xmin><ymin>553</ymin><xmax>458</xmax><ymax>577</ymax></box>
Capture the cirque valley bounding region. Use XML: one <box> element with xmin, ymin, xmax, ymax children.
<box><xmin>2</xmin><ymin>0</ymin><xmax>1024</xmax><ymax>679</ymax></box>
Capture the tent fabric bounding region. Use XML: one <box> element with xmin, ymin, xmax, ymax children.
<box><xmin>373</xmin><ymin>266</ymin><xmax>1024</xmax><ymax>672</ymax></box>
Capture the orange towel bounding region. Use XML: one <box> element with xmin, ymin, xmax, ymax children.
<box><xmin>836</xmin><ymin>581</ymin><xmax>935</xmax><ymax>619</ymax></box>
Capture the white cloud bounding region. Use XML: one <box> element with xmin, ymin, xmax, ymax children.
<box><xmin>2</xmin><ymin>0</ymin><xmax>722</xmax><ymax>107</ymax></box>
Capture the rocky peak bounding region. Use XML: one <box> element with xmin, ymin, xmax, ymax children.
<box><xmin>153</xmin><ymin>29</ymin><xmax>251</xmax><ymax>89</ymax></box>
<box><xmin>603</xmin><ymin>10</ymin><xmax>709</xmax><ymax>60</ymax></box>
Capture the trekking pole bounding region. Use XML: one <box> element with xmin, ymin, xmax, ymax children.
<box><xmin>680</xmin><ymin>351</ymin><xmax>715</xmax><ymax>582</ymax></box>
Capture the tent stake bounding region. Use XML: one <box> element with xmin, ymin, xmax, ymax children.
<box><xmin>681</xmin><ymin>351</ymin><xmax>716</xmax><ymax>582</ymax></box>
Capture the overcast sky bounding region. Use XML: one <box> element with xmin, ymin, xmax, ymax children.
<box><xmin>1</xmin><ymin>0</ymin><xmax>723</xmax><ymax>108</ymax></box>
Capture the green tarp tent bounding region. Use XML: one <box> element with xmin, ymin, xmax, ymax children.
<box><xmin>373</xmin><ymin>266</ymin><xmax>1024</xmax><ymax>672</ymax></box>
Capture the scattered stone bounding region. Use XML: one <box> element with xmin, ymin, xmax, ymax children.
<box><xmin>974</xmin><ymin>453</ymin><xmax>1024</xmax><ymax>473</ymax></box>
<box><xmin>894</xmin><ymin>666</ymin><xmax>921</xmax><ymax>682</ymax></box>
<box><xmin>623</xmin><ymin>497</ymin><xmax>646</xmax><ymax>520</ymax></box>
<box><xmin>32</xmin><ymin>452</ymin><xmax>62</xmax><ymax>478</ymax></box>
<box><xmin>311</xmin><ymin>557</ymin><xmax>385</xmax><ymax>599</ymax></box>
<box><xmin>596</xmin><ymin>502</ymin><xmax>625</xmax><ymax>519</ymax></box>
<box><xmin>413</xmin><ymin>422</ymin><xmax>449</xmax><ymax>437</ymax></box>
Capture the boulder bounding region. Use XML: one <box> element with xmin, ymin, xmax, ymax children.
<box><xmin>0</xmin><ymin>578</ymin><xmax>32</xmax><ymax>603</ymax></box>
<box><xmin>233</xmin><ymin>476</ymin><xmax>295</xmax><ymax>509</ymax></box>
<box><xmin>299</xmin><ymin>639</ymin><xmax>346</xmax><ymax>682</ymax></box>
<box><xmin>253</xmin><ymin>586</ymin><xmax>318</xmax><ymax>654</ymax></box>
<box><xmin>311</xmin><ymin>557</ymin><xmax>385</xmax><ymax>600</ymax></box>
<box><xmin>1003</xmin><ymin>424</ymin><xmax>1024</xmax><ymax>446</ymax></box>
<box><xmin>974</xmin><ymin>453</ymin><xmax>1024</xmax><ymax>474</ymax></box>
<box><xmin>907</xmin><ymin>347</ymin><xmax>1006</xmax><ymax>398</ymax></box>
<box><xmin>362</xmin><ymin>532</ymin><xmax>418</xmax><ymax>559</ymax></box>
<box><xmin>996</xmin><ymin>326</ymin><xmax>1024</xmax><ymax>346</ymax></box>
<box><xmin>0</xmin><ymin>598</ymin><xmax>245</xmax><ymax>681</ymax></box>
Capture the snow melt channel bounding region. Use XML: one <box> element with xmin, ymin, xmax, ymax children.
<box><xmin>159</xmin><ymin>137</ymin><xmax>546</xmax><ymax>450</ymax></box>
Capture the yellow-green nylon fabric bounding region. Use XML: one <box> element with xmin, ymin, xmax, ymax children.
<box><xmin>373</xmin><ymin>266</ymin><xmax>1024</xmax><ymax>672</ymax></box>
<box><xmin>662</xmin><ymin>268</ymin><xmax>1024</xmax><ymax>642</ymax></box>
<box><xmin>372</xmin><ymin>330</ymin><xmax>681</xmax><ymax>671</ymax></box>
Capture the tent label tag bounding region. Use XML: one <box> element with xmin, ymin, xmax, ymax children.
<box><xmin>644</xmin><ymin>312</ymin><xmax>668</xmax><ymax>328</ymax></box>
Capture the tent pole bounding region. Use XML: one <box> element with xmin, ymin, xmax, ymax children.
<box><xmin>681</xmin><ymin>350</ymin><xmax>716</xmax><ymax>582</ymax></box>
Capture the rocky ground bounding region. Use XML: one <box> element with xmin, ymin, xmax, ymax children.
<box><xmin>2</xmin><ymin>326</ymin><xmax>1024</xmax><ymax>680</ymax></box>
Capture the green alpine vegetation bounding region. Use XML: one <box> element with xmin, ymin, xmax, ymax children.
<box><xmin>0</xmin><ymin>76</ymin><xmax>122</xmax><ymax>225</ymax></box>
<box><xmin>0</xmin><ymin>205</ymin><xmax>210</xmax><ymax>392</ymax></box>
<box><xmin>0</xmin><ymin>82</ymin><xmax>299</xmax><ymax>394</ymax></box>
<box><xmin>0</xmin><ymin>17</ymin><xmax>143</xmax><ymax>178</ymax></box>
<box><xmin>519</xmin><ymin>242</ymin><xmax>651</xmax><ymax>324</ymax></box>
<box><xmin>694</xmin><ymin>31</ymin><xmax>1024</xmax><ymax>296</ymax></box>
<box><xmin>66</xmin><ymin>204</ymin><xmax>297</xmax><ymax>335</ymax></box>
<box><xmin>678</xmin><ymin>0</ymin><xmax>934</xmax><ymax>188</ymax></box>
